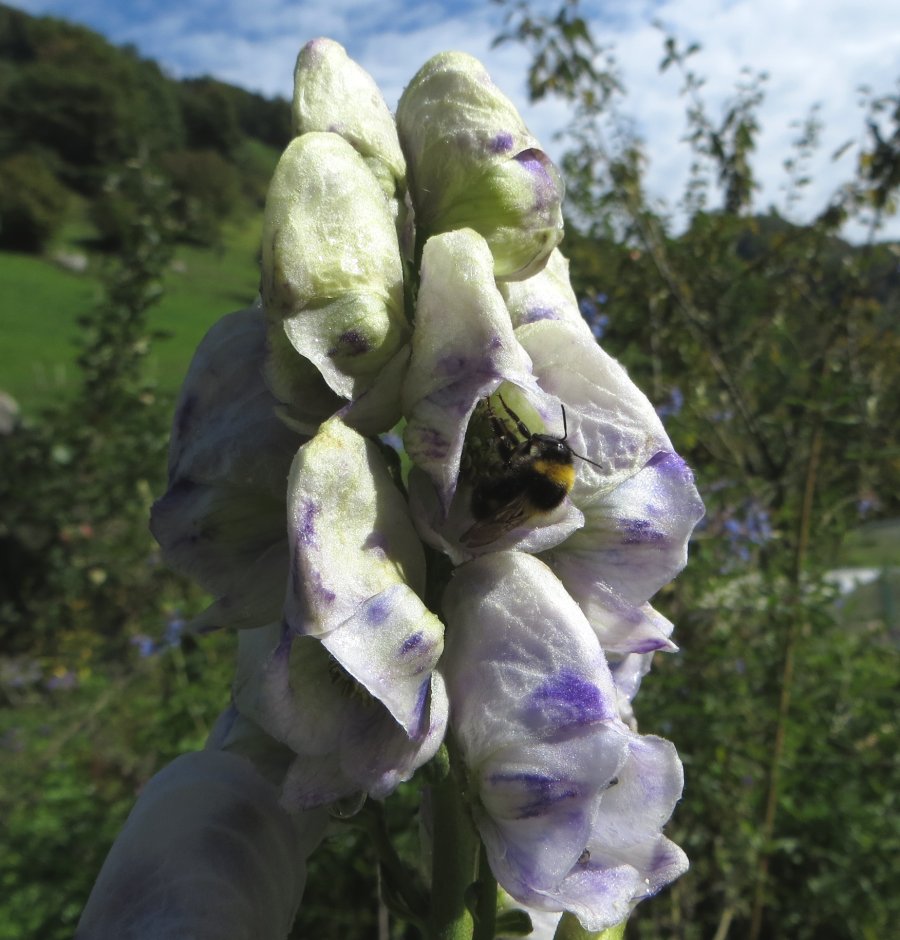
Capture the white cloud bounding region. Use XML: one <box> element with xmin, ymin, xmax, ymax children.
<box><xmin>8</xmin><ymin>0</ymin><xmax>900</xmax><ymax>239</ymax></box>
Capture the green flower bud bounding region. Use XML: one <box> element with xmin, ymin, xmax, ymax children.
<box><xmin>293</xmin><ymin>38</ymin><xmax>406</xmax><ymax>199</ymax></box>
<box><xmin>261</xmin><ymin>132</ymin><xmax>409</xmax><ymax>407</ymax></box>
<box><xmin>397</xmin><ymin>51</ymin><xmax>564</xmax><ymax>279</ymax></box>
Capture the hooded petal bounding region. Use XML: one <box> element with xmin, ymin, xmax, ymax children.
<box><xmin>441</xmin><ymin>552</ymin><xmax>686</xmax><ymax>930</ymax></box>
<box><xmin>500</xmin><ymin>249</ymin><xmax>595</xmax><ymax>340</ymax></box>
<box><xmin>292</xmin><ymin>38</ymin><xmax>406</xmax><ymax>197</ymax></box>
<box><xmin>397</xmin><ymin>52</ymin><xmax>563</xmax><ymax>278</ymax></box>
<box><xmin>261</xmin><ymin>132</ymin><xmax>408</xmax><ymax>420</ymax></box>
<box><xmin>232</xmin><ymin>625</ymin><xmax>447</xmax><ymax>809</ymax></box>
<box><xmin>402</xmin><ymin>229</ymin><xmax>538</xmax><ymax>511</ymax></box>
<box><xmin>547</xmin><ymin>450</ymin><xmax>705</xmax><ymax>610</ymax></box>
<box><xmin>76</xmin><ymin>751</ymin><xmax>327</xmax><ymax>940</ymax></box>
<box><xmin>284</xmin><ymin>418</ymin><xmax>444</xmax><ymax>730</ymax></box>
<box><xmin>162</xmin><ymin>304</ymin><xmax>308</xmax><ymax>493</ymax></box>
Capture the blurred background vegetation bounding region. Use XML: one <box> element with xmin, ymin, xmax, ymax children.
<box><xmin>0</xmin><ymin>1</ymin><xmax>897</xmax><ymax>938</ymax></box>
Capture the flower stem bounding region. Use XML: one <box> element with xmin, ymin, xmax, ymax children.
<box><xmin>428</xmin><ymin>738</ymin><xmax>479</xmax><ymax>940</ymax></box>
<box><xmin>472</xmin><ymin>844</ymin><xmax>497</xmax><ymax>940</ymax></box>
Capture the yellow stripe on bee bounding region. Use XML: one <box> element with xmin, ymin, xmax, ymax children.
<box><xmin>533</xmin><ymin>459</ymin><xmax>576</xmax><ymax>490</ymax></box>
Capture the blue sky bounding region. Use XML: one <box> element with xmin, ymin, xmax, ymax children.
<box><xmin>9</xmin><ymin>0</ymin><xmax>900</xmax><ymax>240</ymax></box>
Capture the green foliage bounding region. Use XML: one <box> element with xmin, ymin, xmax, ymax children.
<box><xmin>0</xmin><ymin>2</ymin><xmax>288</xmax><ymax>252</ymax></box>
<box><xmin>0</xmin><ymin>150</ymin><xmax>69</xmax><ymax>251</ymax></box>
<box><xmin>0</xmin><ymin>637</ymin><xmax>234</xmax><ymax>940</ymax></box>
<box><xmin>160</xmin><ymin>149</ymin><xmax>242</xmax><ymax>245</ymax></box>
<box><xmin>495</xmin><ymin>2</ymin><xmax>900</xmax><ymax>938</ymax></box>
<box><xmin>0</xmin><ymin>155</ymin><xmax>234</xmax><ymax>936</ymax></box>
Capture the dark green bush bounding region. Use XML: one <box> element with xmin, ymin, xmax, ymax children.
<box><xmin>159</xmin><ymin>148</ymin><xmax>242</xmax><ymax>245</ymax></box>
<box><xmin>0</xmin><ymin>151</ymin><xmax>69</xmax><ymax>252</ymax></box>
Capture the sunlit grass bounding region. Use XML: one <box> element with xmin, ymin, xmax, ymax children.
<box><xmin>0</xmin><ymin>216</ymin><xmax>263</xmax><ymax>413</ymax></box>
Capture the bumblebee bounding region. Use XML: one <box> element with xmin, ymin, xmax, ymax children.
<box><xmin>461</xmin><ymin>395</ymin><xmax>600</xmax><ymax>548</ymax></box>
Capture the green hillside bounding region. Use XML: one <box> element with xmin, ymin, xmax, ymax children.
<box><xmin>0</xmin><ymin>2</ymin><xmax>285</xmax><ymax>412</ymax></box>
<box><xmin>0</xmin><ymin>218</ymin><xmax>263</xmax><ymax>412</ymax></box>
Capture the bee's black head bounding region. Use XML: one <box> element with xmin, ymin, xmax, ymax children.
<box><xmin>532</xmin><ymin>435</ymin><xmax>574</xmax><ymax>463</ymax></box>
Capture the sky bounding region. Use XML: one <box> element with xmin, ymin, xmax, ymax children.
<box><xmin>8</xmin><ymin>0</ymin><xmax>900</xmax><ymax>241</ymax></box>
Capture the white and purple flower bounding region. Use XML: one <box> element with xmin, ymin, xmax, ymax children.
<box><xmin>442</xmin><ymin>553</ymin><xmax>688</xmax><ymax>930</ymax></box>
<box><xmin>131</xmin><ymin>38</ymin><xmax>702</xmax><ymax>939</ymax></box>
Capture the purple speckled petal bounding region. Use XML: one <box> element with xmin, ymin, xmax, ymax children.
<box><xmin>396</xmin><ymin>52</ymin><xmax>563</xmax><ymax>278</ymax></box>
<box><xmin>321</xmin><ymin>582</ymin><xmax>445</xmax><ymax>736</ymax></box>
<box><xmin>486</xmin><ymin>734</ymin><xmax>688</xmax><ymax>933</ymax></box>
<box><xmin>556</xmin><ymin>451</ymin><xmax>705</xmax><ymax>607</ymax></box>
<box><xmin>441</xmin><ymin>553</ymin><xmax>618</xmax><ymax>753</ymax></box>
<box><xmin>149</xmin><ymin>305</ymin><xmax>307</xmax><ymax>631</ymax></box>
<box><xmin>402</xmin><ymin>230</ymin><xmax>538</xmax><ymax>511</ymax></box>
<box><xmin>232</xmin><ymin>625</ymin><xmax>447</xmax><ymax>809</ymax></box>
<box><xmin>501</xmin><ymin>250</ymin><xmax>595</xmax><ymax>339</ymax></box>
<box><xmin>284</xmin><ymin>419</ymin><xmax>439</xmax><ymax>653</ymax></box>
<box><xmin>476</xmin><ymin>731</ymin><xmax>630</xmax><ymax>893</ymax></box>
<box><xmin>535</xmin><ymin>563</ymin><xmax>677</xmax><ymax>655</ymax></box>
<box><xmin>441</xmin><ymin>552</ymin><xmax>629</xmax><ymax>890</ymax></box>
<box><xmin>441</xmin><ymin>552</ymin><xmax>687</xmax><ymax>930</ymax></box>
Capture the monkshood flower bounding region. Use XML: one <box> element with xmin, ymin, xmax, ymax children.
<box><xmin>131</xmin><ymin>38</ymin><xmax>700</xmax><ymax>939</ymax></box>
<box><xmin>76</xmin><ymin>751</ymin><xmax>327</xmax><ymax>940</ymax></box>
<box><xmin>150</xmin><ymin>304</ymin><xmax>318</xmax><ymax>632</ymax></box>
<box><xmin>442</xmin><ymin>553</ymin><xmax>688</xmax><ymax>931</ymax></box>
<box><xmin>404</xmin><ymin>228</ymin><xmax>704</xmax><ymax>659</ymax></box>
<box><xmin>261</xmin><ymin>131</ymin><xmax>409</xmax><ymax>432</ymax></box>
<box><xmin>397</xmin><ymin>51</ymin><xmax>564</xmax><ymax>279</ymax></box>
<box><xmin>224</xmin><ymin>417</ymin><xmax>448</xmax><ymax>807</ymax></box>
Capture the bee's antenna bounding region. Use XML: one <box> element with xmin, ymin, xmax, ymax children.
<box><xmin>560</xmin><ymin>404</ymin><xmax>603</xmax><ymax>469</ymax></box>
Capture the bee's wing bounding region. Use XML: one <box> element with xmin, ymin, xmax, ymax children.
<box><xmin>460</xmin><ymin>492</ymin><xmax>532</xmax><ymax>548</ymax></box>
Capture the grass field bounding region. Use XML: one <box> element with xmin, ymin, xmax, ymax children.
<box><xmin>0</xmin><ymin>217</ymin><xmax>263</xmax><ymax>413</ymax></box>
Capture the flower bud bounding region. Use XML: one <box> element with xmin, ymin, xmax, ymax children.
<box><xmin>293</xmin><ymin>38</ymin><xmax>406</xmax><ymax>199</ymax></box>
<box><xmin>397</xmin><ymin>52</ymin><xmax>564</xmax><ymax>279</ymax></box>
<box><xmin>76</xmin><ymin>752</ymin><xmax>326</xmax><ymax>940</ymax></box>
<box><xmin>261</xmin><ymin>132</ymin><xmax>409</xmax><ymax>415</ymax></box>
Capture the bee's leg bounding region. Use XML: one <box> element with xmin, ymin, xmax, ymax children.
<box><xmin>486</xmin><ymin>397</ymin><xmax>518</xmax><ymax>462</ymax></box>
<box><xmin>497</xmin><ymin>394</ymin><xmax>533</xmax><ymax>441</ymax></box>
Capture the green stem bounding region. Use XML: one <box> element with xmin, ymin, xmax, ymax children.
<box><xmin>356</xmin><ymin>800</ymin><xmax>427</xmax><ymax>923</ymax></box>
<box><xmin>428</xmin><ymin>738</ymin><xmax>480</xmax><ymax>940</ymax></box>
<box><xmin>748</xmin><ymin>415</ymin><xmax>823</xmax><ymax>940</ymax></box>
<box><xmin>472</xmin><ymin>844</ymin><xmax>497</xmax><ymax>940</ymax></box>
